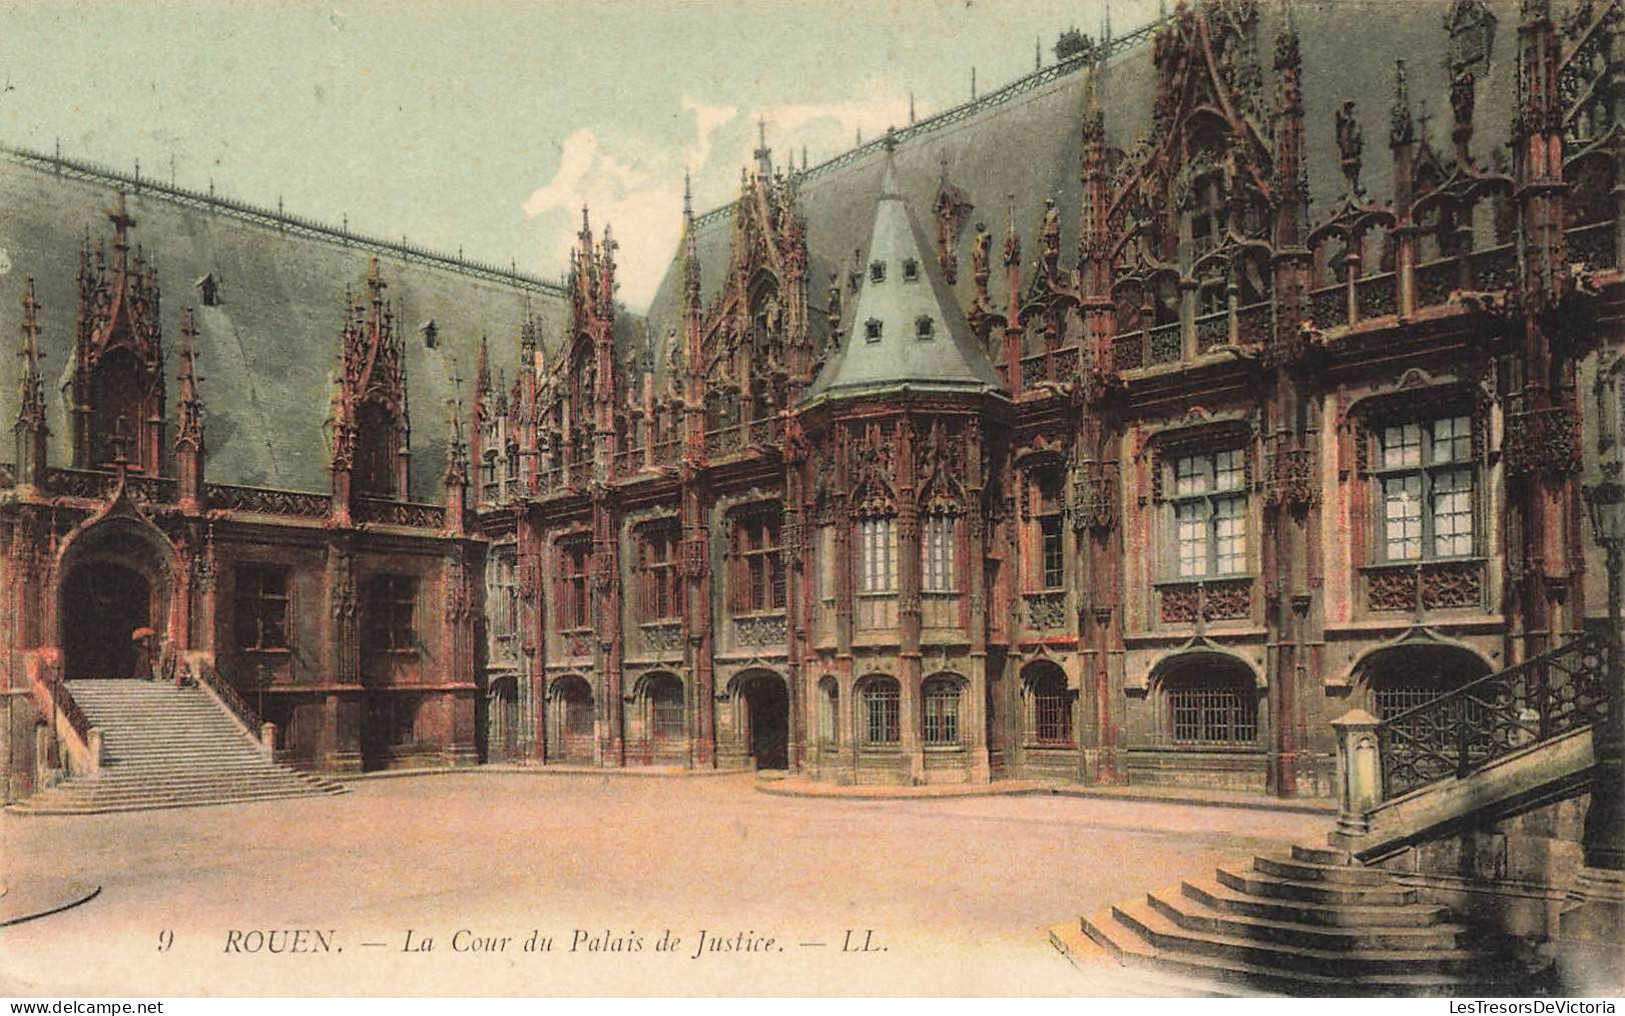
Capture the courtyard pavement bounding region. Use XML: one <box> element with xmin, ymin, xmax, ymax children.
<box><xmin>0</xmin><ymin>772</ymin><xmax>1328</xmax><ymax>997</ymax></box>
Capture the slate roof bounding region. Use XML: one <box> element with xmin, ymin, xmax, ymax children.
<box><xmin>645</xmin><ymin>0</ymin><xmax>1519</xmax><ymax>362</ymax></box>
<box><xmin>804</xmin><ymin>154</ymin><xmax>1005</xmax><ymax>404</ymax></box>
<box><xmin>0</xmin><ymin>153</ymin><xmax>573</xmax><ymax>501</ymax></box>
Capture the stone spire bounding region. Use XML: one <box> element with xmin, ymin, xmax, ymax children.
<box><xmin>14</xmin><ymin>277</ymin><xmax>47</xmax><ymax>486</ymax></box>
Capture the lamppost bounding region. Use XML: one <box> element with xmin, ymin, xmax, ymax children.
<box><xmin>1565</xmin><ymin>354</ymin><xmax>1625</xmax><ymax>992</ymax></box>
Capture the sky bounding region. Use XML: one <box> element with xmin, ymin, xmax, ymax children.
<box><xmin>0</xmin><ymin>0</ymin><xmax>1163</xmax><ymax>309</ymax></box>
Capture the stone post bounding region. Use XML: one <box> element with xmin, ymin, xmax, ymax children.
<box><xmin>1331</xmin><ymin>709</ymin><xmax>1381</xmax><ymax>839</ymax></box>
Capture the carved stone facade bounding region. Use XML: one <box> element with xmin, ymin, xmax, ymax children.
<box><xmin>4</xmin><ymin>1</ymin><xmax>1620</xmax><ymax>803</ymax></box>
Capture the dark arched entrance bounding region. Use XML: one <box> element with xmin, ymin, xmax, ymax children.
<box><xmin>62</xmin><ymin>562</ymin><xmax>152</xmax><ymax>680</ymax></box>
<box><xmin>739</xmin><ymin>672</ymin><xmax>789</xmax><ymax>770</ymax></box>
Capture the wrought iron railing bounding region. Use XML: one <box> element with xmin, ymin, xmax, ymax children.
<box><xmin>1568</xmin><ymin>221</ymin><xmax>1617</xmax><ymax>271</ymax></box>
<box><xmin>1376</xmin><ymin>630</ymin><xmax>1609</xmax><ymax>799</ymax></box>
<box><xmin>189</xmin><ymin>655</ymin><xmax>266</xmax><ymax>744</ymax></box>
<box><xmin>1355</xmin><ymin>272</ymin><xmax>1398</xmax><ymax>320</ymax></box>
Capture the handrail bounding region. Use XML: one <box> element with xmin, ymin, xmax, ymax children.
<box><xmin>188</xmin><ymin>653</ymin><xmax>266</xmax><ymax>746</ymax></box>
<box><xmin>1375</xmin><ymin>631</ymin><xmax>1609</xmax><ymax>800</ymax></box>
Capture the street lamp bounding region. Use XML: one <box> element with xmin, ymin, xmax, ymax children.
<box><xmin>1564</xmin><ymin>356</ymin><xmax>1625</xmax><ymax>992</ymax></box>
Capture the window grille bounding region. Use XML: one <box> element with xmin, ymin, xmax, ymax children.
<box><xmin>863</xmin><ymin>680</ymin><xmax>900</xmax><ymax>745</ymax></box>
<box><xmin>1029</xmin><ymin>671</ymin><xmax>1072</xmax><ymax>745</ymax></box>
<box><xmin>922</xmin><ymin>678</ymin><xmax>961</xmax><ymax>746</ymax></box>
<box><xmin>1166</xmin><ymin>679</ymin><xmax>1257</xmax><ymax>745</ymax></box>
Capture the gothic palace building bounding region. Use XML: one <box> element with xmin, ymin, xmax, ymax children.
<box><xmin>3</xmin><ymin>0</ymin><xmax>1622</xmax><ymax>799</ymax></box>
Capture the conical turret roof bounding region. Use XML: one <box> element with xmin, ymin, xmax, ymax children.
<box><xmin>803</xmin><ymin>153</ymin><xmax>1006</xmax><ymax>405</ymax></box>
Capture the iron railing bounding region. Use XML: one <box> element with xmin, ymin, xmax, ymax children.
<box><xmin>1376</xmin><ymin>630</ymin><xmax>1609</xmax><ymax>799</ymax></box>
<box><xmin>189</xmin><ymin>655</ymin><xmax>265</xmax><ymax>743</ymax></box>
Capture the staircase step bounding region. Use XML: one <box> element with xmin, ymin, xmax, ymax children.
<box><xmin>1109</xmin><ymin>899</ymin><xmax>1504</xmax><ymax>978</ymax></box>
<box><xmin>1215</xmin><ymin>865</ymin><xmax>1418</xmax><ymax>906</ymax></box>
<box><xmin>1146</xmin><ymin>890</ymin><xmax>1467</xmax><ymax>951</ymax></box>
<box><xmin>1290</xmin><ymin>843</ymin><xmax>1354</xmax><ymax>866</ymax></box>
<box><xmin>1180</xmin><ymin>877</ymin><xmax>1449</xmax><ymax>928</ymax></box>
<box><xmin>25</xmin><ymin>680</ymin><xmax>337</xmax><ymax>815</ymax></box>
<box><xmin>1253</xmin><ymin>856</ymin><xmax>1389</xmax><ymax>885</ymax></box>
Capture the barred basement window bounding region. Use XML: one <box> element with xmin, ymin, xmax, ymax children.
<box><xmin>1169</xmin><ymin>448</ymin><xmax>1248</xmax><ymax>577</ymax></box>
<box><xmin>922</xmin><ymin>515</ymin><xmax>957</xmax><ymax>592</ymax></box>
<box><xmin>1376</xmin><ymin>415</ymin><xmax>1475</xmax><ymax>562</ymax></box>
<box><xmin>1027</xmin><ymin>668</ymin><xmax>1072</xmax><ymax>746</ymax></box>
<box><xmin>365</xmin><ymin>574</ymin><xmax>417</xmax><ymax>651</ymax></box>
<box><xmin>922</xmin><ymin>676</ymin><xmax>961</xmax><ymax>746</ymax></box>
<box><xmin>647</xmin><ymin>673</ymin><xmax>685</xmax><ymax>742</ymax></box>
<box><xmin>234</xmin><ymin>565</ymin><xmax>290</xmax><ymax>650</ymax></box>
<box><xmin>862</xmin><ymin>678</ymin><xmax>900</xmax><ymax>746</ymax></box>
<box><xmin>1165</xmin><ymin>673</ymin><xmax>1257</xmax><ymax>746</ymax></box>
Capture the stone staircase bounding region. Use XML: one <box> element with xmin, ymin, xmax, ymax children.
<box><xmin>11</xmin><ymin>680</ymin><xmax>344</xmax><ymax>815</ymax></box>
<box><xmin>1053</xmin><ymin>843</ymin><xmax>1540</xmax><ymax>996</ymax></box>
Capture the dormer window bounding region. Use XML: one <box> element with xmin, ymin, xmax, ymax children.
<box><xmin>869</xmin><ymin>260</ymin><xmax>887</xmax><ymax>284</ymax></box>
<box><xmin>197</xmin><ymin>274</ymin><xmax>219</xmax><ymax>307</ymax></box>
<box><xmin>902</xmin><ymin>258</ymin><xmax>920</xmax><ymax>282</ymax></box>
<box><xmin>864</xmin><ymin>318</ymin><xmax>883</xmax><ymax>343</ymax></box>
<box><xmin>421</xmin><ymin>320</ymin><xmax>438</xmax><ymax>349</ymax></box>
<box><xmin>915</xmin><ymin>315</ymin><xmax>935</xmax><ymax>341</ymax></box>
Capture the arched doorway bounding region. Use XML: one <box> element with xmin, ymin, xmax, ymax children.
<box><xmin>738</xmin><ymin>671</ymin><xmax>789</xmax><ymax>770</ymax></box>
<box><xmin>61</xmin><ymin>562</ymin><xmax>153</xmax><ymax>680</ymax></box>
<box><xmin>548</xmin><ymin>676</ymin><xmax>595</xmax><ymax>764</ymax></box>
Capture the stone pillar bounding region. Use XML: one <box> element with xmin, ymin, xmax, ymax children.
<box><xmin>1331</xmin><ymin>709</ymin><xmax>1381</xmax><ymax>839</ymax></box>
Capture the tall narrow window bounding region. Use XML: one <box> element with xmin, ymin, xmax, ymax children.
<box><xmin>638</xmin><ymin>522</ymin><xmax>682</xmax><ymax>622</ymax></box>
<box><xmin>862</xmin><ymin>678</ymin><xmax>900</xmax><ymax>746</ymax></box>
<box><xmin>648</xmin><ymin>673</ymin><xmax>685</xmax><ymax>743</ymax></box>
<box><xmin>234</xmin><ymin>565</ymin><xmax>290</xmax><ymax>651</ymax></box>
<box><xmin>487</xmin><ymin>552</ymin><xmax>520</xmax><ymax>662</ymax></box>
<box><xmin>860</xmin><ymin>517</ymin><xmax>898</xmax><ymax>592</ymax></box>
<box><xmin>1376</xmin><ymin>415</ymin><xmax>1476</xmax><ymax>561</ymax></box>
<box><xmin>1036</xmin><ymin>468</ymin><xmax>1065</xmax><ymax>589</ymax></box>
<box><xmin>365</xmin><ymin>574</ymin><xmax>417</xmax><ymax>651</ymax></box>
<box><xmin>731</xmin><ymin>508</ymin><xmax>784</xmax><ymax>614</ymax></box>
<box><xmin>1168</xmin><ymin>448</ymin><xmax>1249</xmax><ymax>577</ymax></box>
<box><xmin>922</xmin><ymin>515</ymin><xmax>957</xmax><ymax>592</ymax></box>
<box><xmin>556</xmin><ymin>537</ymin><xmax>592</xmax><ymax>631</ymax></box>
<box><xmin>818</xmin><ymin>678</ymin><xmax>839</xmax><ymax>744</ymax></box>
<box><xmin>922</xmin><ymin>676</ymin><xmax>961</xmax><ymax>746</ymax></box>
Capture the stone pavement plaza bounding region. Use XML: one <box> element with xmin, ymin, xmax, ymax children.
<box><xmin>0</xmin><ymin>773</ymin><xmax>1326</xmax><ymax>996</ymax></box>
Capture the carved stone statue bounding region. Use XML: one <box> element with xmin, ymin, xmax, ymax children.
<box><xmin>1336</xmin><ymin>99</ymin><xmax>1364</xmax><ymax>196</ymax></box>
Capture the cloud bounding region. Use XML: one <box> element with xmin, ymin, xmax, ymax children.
<box><xmin>520</xmin><ymin>90</ymin><xmax>911</xmax><ymax>312</ymax></box>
